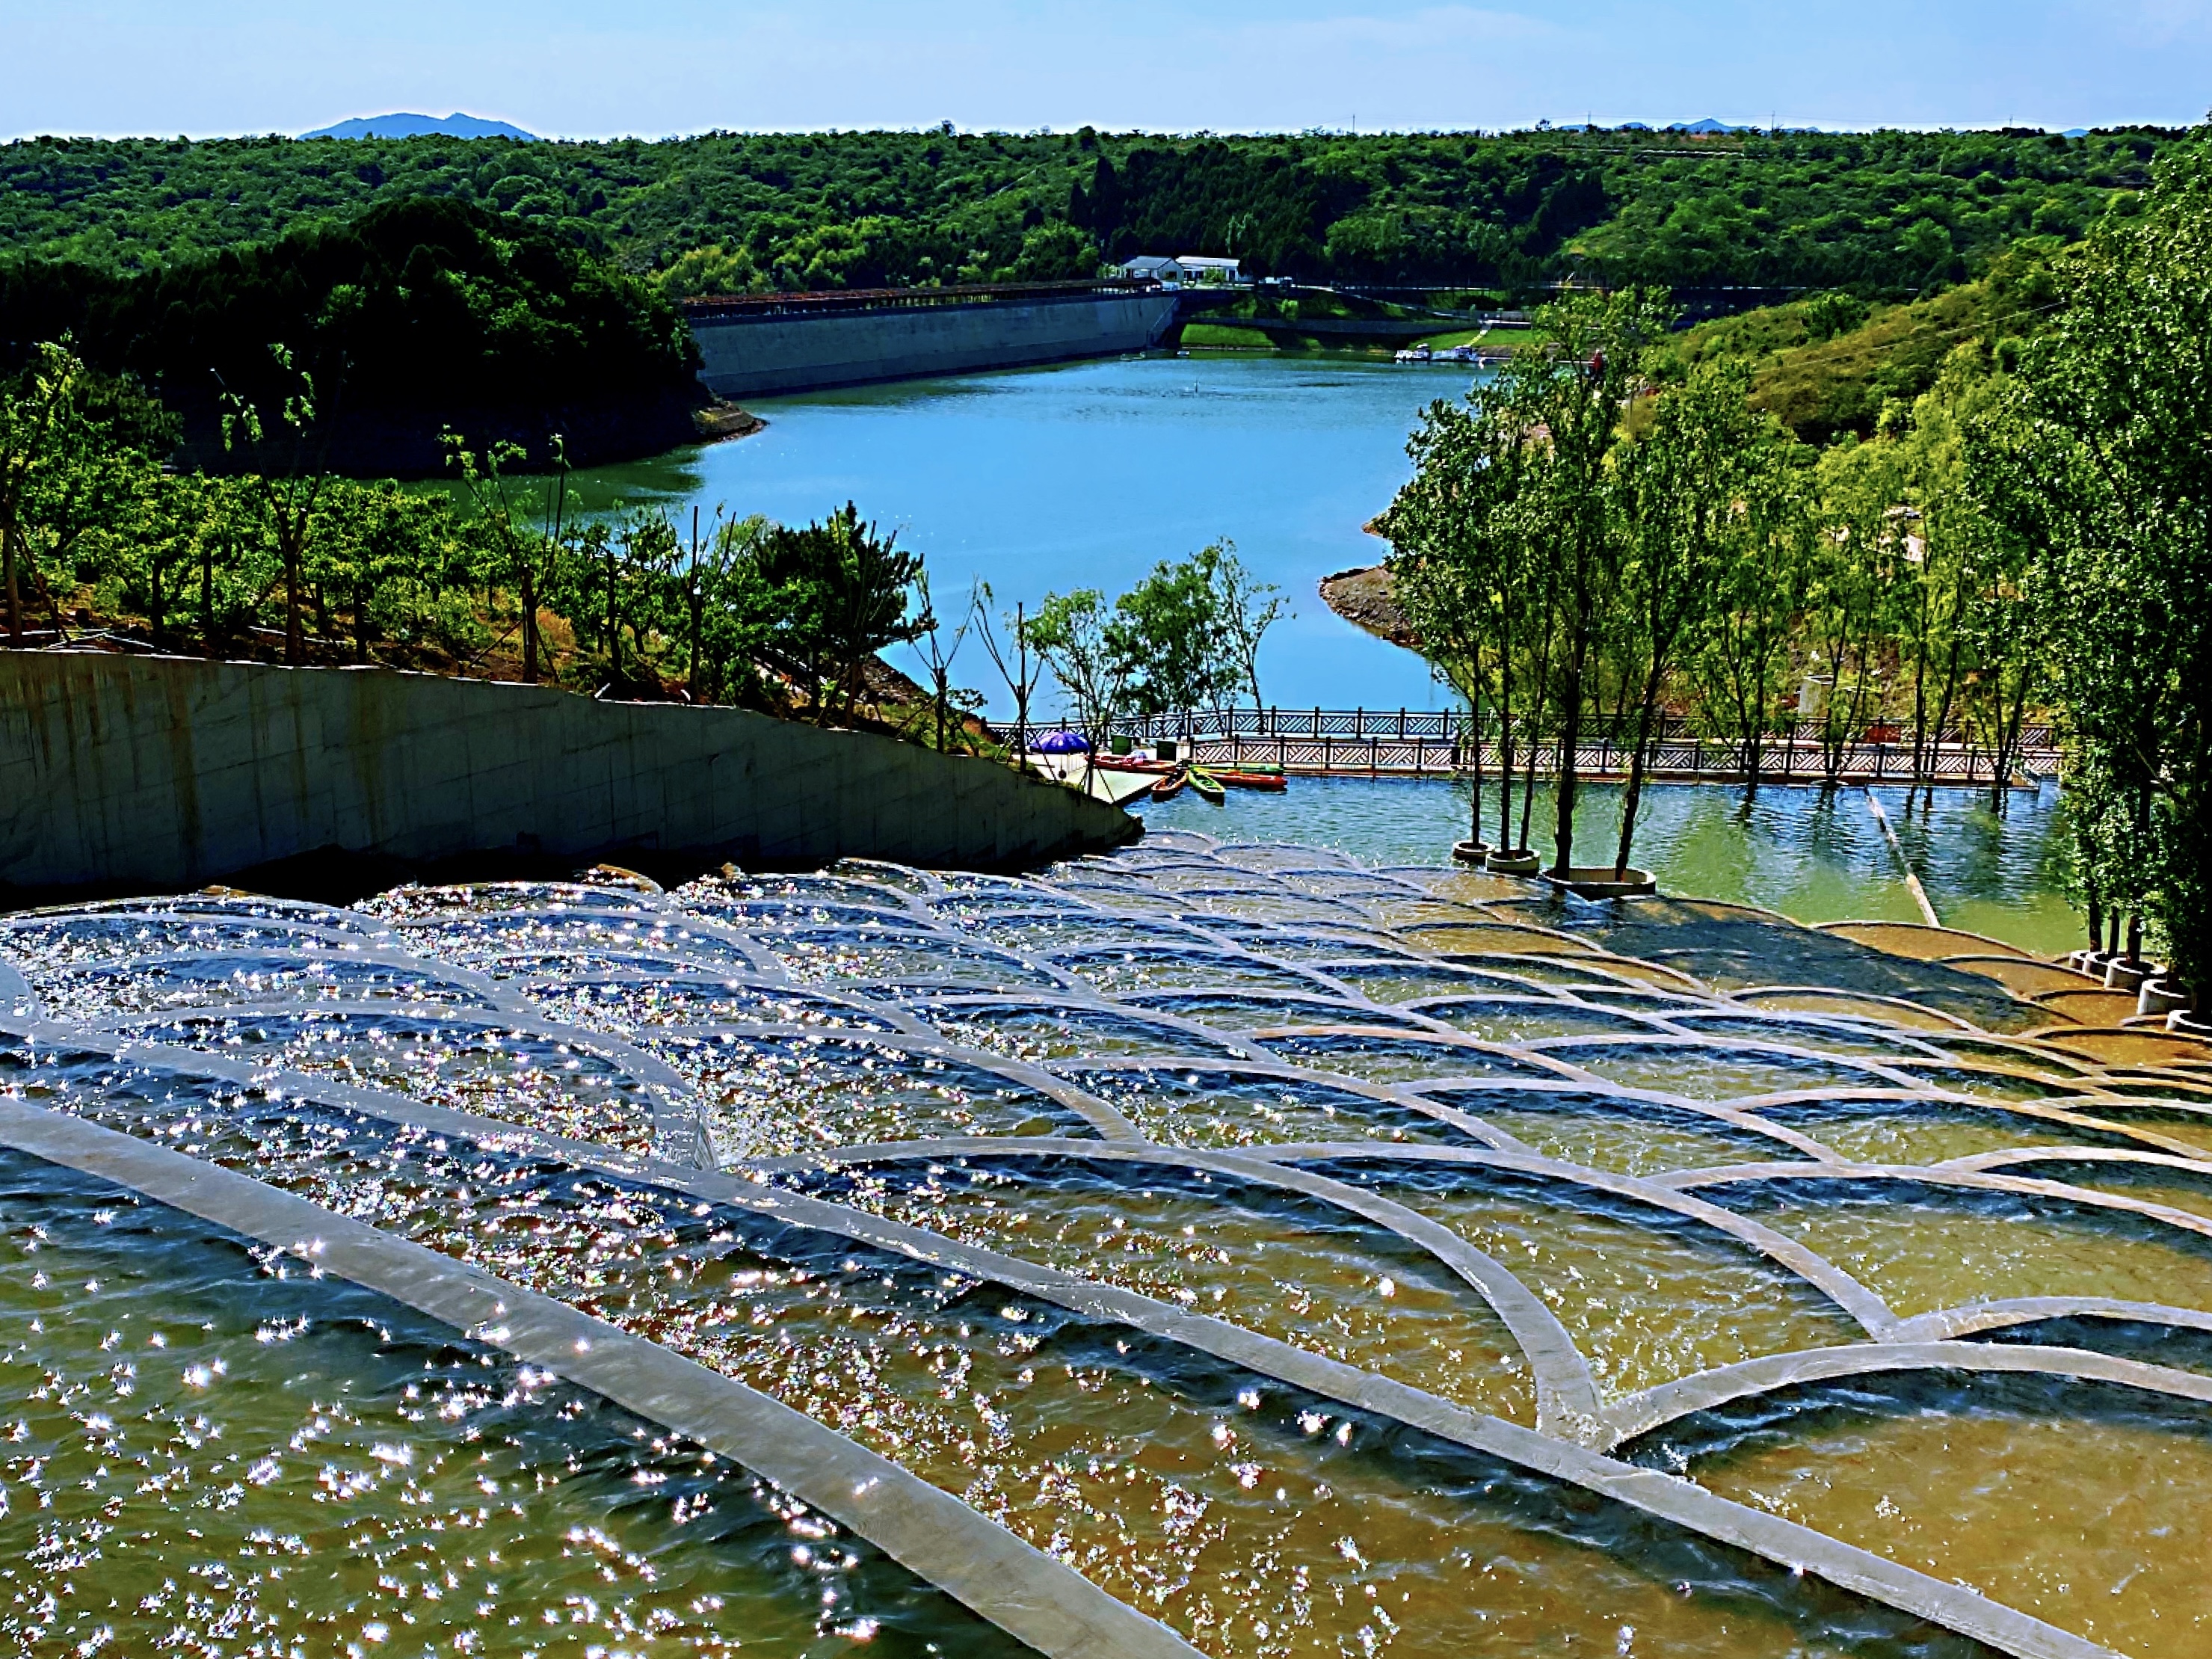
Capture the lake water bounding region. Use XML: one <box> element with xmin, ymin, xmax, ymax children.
<box><xmin>569</xmin><ymin>349</ymin><xmax>1478</xmax><ymax>715</ymax></box>
<box><xmin>1137</xmin><ymin>774</ymin><xmax>2084</xmax><ymax>955</ymax></box>
<box><xmin>568</xmin><ymin>349</ymin><xmax>2083</xmax><ymax>953</ymax></box>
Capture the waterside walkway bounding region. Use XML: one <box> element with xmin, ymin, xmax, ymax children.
<box><xmin>1030</xmin><ymin>707</ymin><xmax>2063</xmax><ymax>790</ymax></box>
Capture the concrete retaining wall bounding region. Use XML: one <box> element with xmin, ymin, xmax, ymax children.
<box><xmin>691</xmin><ymin>292</ymin><xmax>1180</xmax><ymax>398</ymax></box>
<box><xmin>0</xmin><ymin>652</ymin><xmax>1137</xmax><ymax>896</ymax></box>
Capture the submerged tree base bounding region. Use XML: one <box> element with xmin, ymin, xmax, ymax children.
<box><xmin>1544</xmin><ymin>865</ymin><xmax>1660</xmax><ymax>899</ymax></box>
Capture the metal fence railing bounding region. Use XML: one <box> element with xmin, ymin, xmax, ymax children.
<box><xmin>993</xmin><ymin>707</ymin><xmax>2062</xmax><ymax>788</ymax></box>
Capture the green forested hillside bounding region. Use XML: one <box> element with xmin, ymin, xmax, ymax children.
<box><xmin>0</xmin><ymin>125</ymin><xmax>2174</xmax><ymax>297</ymax></box>
<box><xmin>0</xmin><ymin>197</ymin><xmax>700</xmax><ymax>471</ymax></box>
<box><xmin>1657</xmin><ymin>236</ymin><xmax>2066</xmax><ymax>442</ymax></box>
<box><xmin>0</xmin><ymin>197</ymin><xmax>692</xmax><ymax>405</ymax></box>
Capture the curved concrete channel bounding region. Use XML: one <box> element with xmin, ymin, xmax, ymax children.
<box><xmin>11</xmin><ymin>833</ymin><xmax>2212</xmax><ymax>1658</ymax></box>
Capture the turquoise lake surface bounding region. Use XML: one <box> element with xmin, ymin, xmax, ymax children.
<box><xmin>567</xmin><ymin>350</ymin><xmax>1479</xmax><ymax>715</ymax></box>
<box><xmin>567</xmin><ymin>349</ymin><xmax>2083</xmax><ymax>955</ymax></box>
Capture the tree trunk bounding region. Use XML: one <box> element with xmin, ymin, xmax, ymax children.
<box><xmin>282</xmin><ymin>516</ymin><xmax>303</xmax><ymax>666</ymax></box>
<box><xmin>1928</xmin><ymin>638</ymin><xmax>1963</xmax><ymax>786</ymax></box>
<box><xmin>521</xmin><ymin>561</ymin><xmax>540</xmax><ymax>683</ymax></box>
<box><xmin>1014</xmin><ymin>603</ymin><xmax>1029</xmax><ymax>764</ymax></box>
<box><xmin>606</xmin><ymin>546</ymin><xmax>619</xmax><ymax>680</ymax></box>
<box><xmin>1467</xmin><ymin>682</ymin><xmax>1485</xmax><ymax>846</ymax></box>
<box><xmin>3</xmin><ymin>528</ymin><xmax>19</xmax><ymax>646</ymax></box>
<box><xmin>2086</xmin><ymin>893</ymin><xmax>2103</xmax><ymax>955</ymax></box>
<box><xmin>1992</xmin><ymin>670</ymin><xmax>2030</xmax><ymax>813</ymax></box>
<box><xmin>1519</xmin><ymin>718</ymin><xmax>1540</xmax><ymax>853</ymax></box>
<box><xmin>1908</xmin><ymin>613</ymin><xmax>1930</xmax><ymax>786</ymax></box>
<box><xmin>689</xmin><ymin>586</ymin><xmax>703</xmax><ymax>695</ymax></box>
<box><xmin>1551</xmin><ymin>632</ymin><xmax>1590</xmax><ymax>878</ymax></box>
<box><xmin>1614</xmin><ymin>675</ymin><xmax>1663</xmax><ymax>879</ymax></box>
<box><xmin>1496</xmin><ymin>675</ymin><xmax>1517</xmax><ymax>852</ymax></box>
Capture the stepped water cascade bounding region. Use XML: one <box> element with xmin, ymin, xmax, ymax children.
<box><xmin>6</xmin><ymin>830</ymin><xmax>2212</xmax><ymax>1658</ymax></box>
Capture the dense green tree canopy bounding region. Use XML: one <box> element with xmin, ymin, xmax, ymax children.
<box><xmin>0</xmin><ymin>126</ymin><xmax>2172</xmax><ymax>297</ymax></box>
<box><xmin>0</xmin><ymin>197</ymin><xmax>696</xmax><ymax>421</ymax></box>
<box><xmin>1970</xmin><ymin>138</ymin><xmax>2212</xmax><ymax>982</ymax></box>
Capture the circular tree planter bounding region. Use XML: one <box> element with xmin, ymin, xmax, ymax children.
<box><xmin>1452</xmin><ymin>840</ymin><xmax>1493</xmax><ymax>866</ymax></box>
<box><xmin>2168</xmin><ymin>1007</ymin><xmax>2212</xmax><ymax>1038</ymax></box>
<box><xmin>2139</xmin><ymin>977</ymin><xmax>2195</xmax><ymax>1018</ymax></box>
<box><xmin>1542</xmin><ymin>866</ymin><xmax>1659</xmax><ymax>900</ymax></box>
<box><xmin>1485</xmin><ymin>849</ymin><xmax>1541</xmax><ymax>875</ymax></box>
<box><xmin>2105</xmin><ymin>958</ymin><xmax>2153</xmax><ymax>994</ymax></box>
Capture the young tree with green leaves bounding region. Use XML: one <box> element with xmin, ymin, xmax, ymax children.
<box><xmin>0</xmin><ymin>342</ymin><xmax>92</xmax><ymax>645</ymax></box>
<box><xmin>1506</xmin><ymin>286</ymin><xmax>1673</xmax><ymax>877</ymax></box>
<box><xmin>1809</xmin><ymin>437</ymin><xmax>1908</xmax><ymax>788</ymax></box>
<box><xmin>445</xmin><ymin>431</ymin><xmax>560</xmax><ymax>683</ymax></box>
<box><xmin>1692</xmin><ymin>427</ymin><xmax>1817</xmax><ymax>792</ymax></box>
<box><xmin>1027</xmin><ymin>588</ymin><xmax>1128</xmax><ymax>751</ymax></box>
<box><xmin>908</xmin><ymin>569</ymin><xmax>982</xmax><ymax>753</ymax></box>
<box><xmin>973</xmin><ymin>590</ymin><xmax>1050</xmax><ymax>763</ymax></box>
<box><xmin>222</xmin><ymin>343</ymin><xmax>330</xmax><ymax>665</ymax></box>
<box><xmin>686</xmin><ymin>509</ymin><xmax>777</xmax><ymax>706</ymax></box>
<box><xmin>310</xmin><ymin>482</ymin><xmax>464</xmax><ymax>665</ymax></box>
<box><xmin>1954</xmin><ymin>388</ymin><xmax>2049</xmax><ymax>816</ymax></box>
<box><xmin>1972</xmin><ymin>141</ymin><xmax>2212</xmax><ymax>983</ymax></box>
<box><xmin>1104</xmin><ymin>547</ymin><xmax>1243</xmax><ymax>719</ymax></box>
<box><xmin>104</xmin><ymin>470</ymin><xmax>215</xmax><ymax>651</ymax></box>
<box><xmin>1378</xmin><ymin>393</ymin><xmax>1536</xmax><ymax>852</ymax></box>
<box><xmin>1609</xmin><ymin>357</ymin><xmax>1762</xmax><ymax>878</ymax></box>
<box><xmin>1208</xmin><ymin>541</ymin><xmax>1289</xmax><ymax>711</ymax></box>
<box><xmin>1</xmin><ymin>343</ymin><xmax>171</xmax><ymax>646</ymax></box>
<box><xmin>819</xmin><ymin>504</ymin><xmax>928</xmax><ymax>721</ymax></box>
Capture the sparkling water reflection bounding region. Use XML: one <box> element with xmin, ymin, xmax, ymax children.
<box><xmin>0</xmin><ymin>1151</ymin><xmax>1018</xmax><ymax>1658</ymax></box>
<box><xmin>3</xmin><ymin>827</ymin><xmax>2207</xmax><ymax>1657</ymax></box>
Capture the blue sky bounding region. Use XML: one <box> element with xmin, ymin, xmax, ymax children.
<box><xmin>4</xmin><ymin>0</ymin><xmax>2206</xmax><ymax>141</ymax></box>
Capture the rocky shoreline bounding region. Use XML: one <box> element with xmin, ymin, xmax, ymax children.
<box><xmin>1318</xmin><ymin>563</ymin><xmax>1420</xmax><ymax>652</ymax></box>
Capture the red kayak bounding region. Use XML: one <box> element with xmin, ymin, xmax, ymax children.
<box><xmin>1150</xmin><ymin>770</ymin><xmax>1189</xmax><ymax>800</ymax></box>
<box><xmin>1094</xmin><ymin>756</ymin><xmax>1183</xmax><ymax>775</ymax></box>
<box><xmin>1212</xmin><ymin>769</ymin><xmax>1288</xmax><ymax>792</ymax></box>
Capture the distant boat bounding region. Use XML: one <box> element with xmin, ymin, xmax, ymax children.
<box><xmin>1393</xmin><ymin>345</ymin><xmax>1434</xmax><ymax>364</ymax></box>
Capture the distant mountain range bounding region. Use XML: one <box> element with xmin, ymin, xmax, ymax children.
<box><xmin>1553</xmin><ymin>118</ymin><xmax>1789</xmax><ymax>134</ymax></box>
<box><xmin>1565</xmin><ymin>117</ymin><xmax>2095</xmax><ymax>138</ymax></box>
<box><xmin>302</xmin><ymin>112</ymin><xmax>537</xmax><ymax>141</ymax></box>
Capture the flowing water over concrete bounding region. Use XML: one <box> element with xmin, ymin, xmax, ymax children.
<box><xmin>5</xmin><ymin>831</ymin><xmax>2207</xmax><ymax>1657</ymax></box>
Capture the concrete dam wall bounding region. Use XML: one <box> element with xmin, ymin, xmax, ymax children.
<box><xmin>688</xmin><ymin>289</ymin><xmax>1182</xmax><ymax>398</ymax></box>
<box><xmin>0</xmin><ymin>652</ymin><xmax>1138</xmax><ymax>899</ymax></box>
